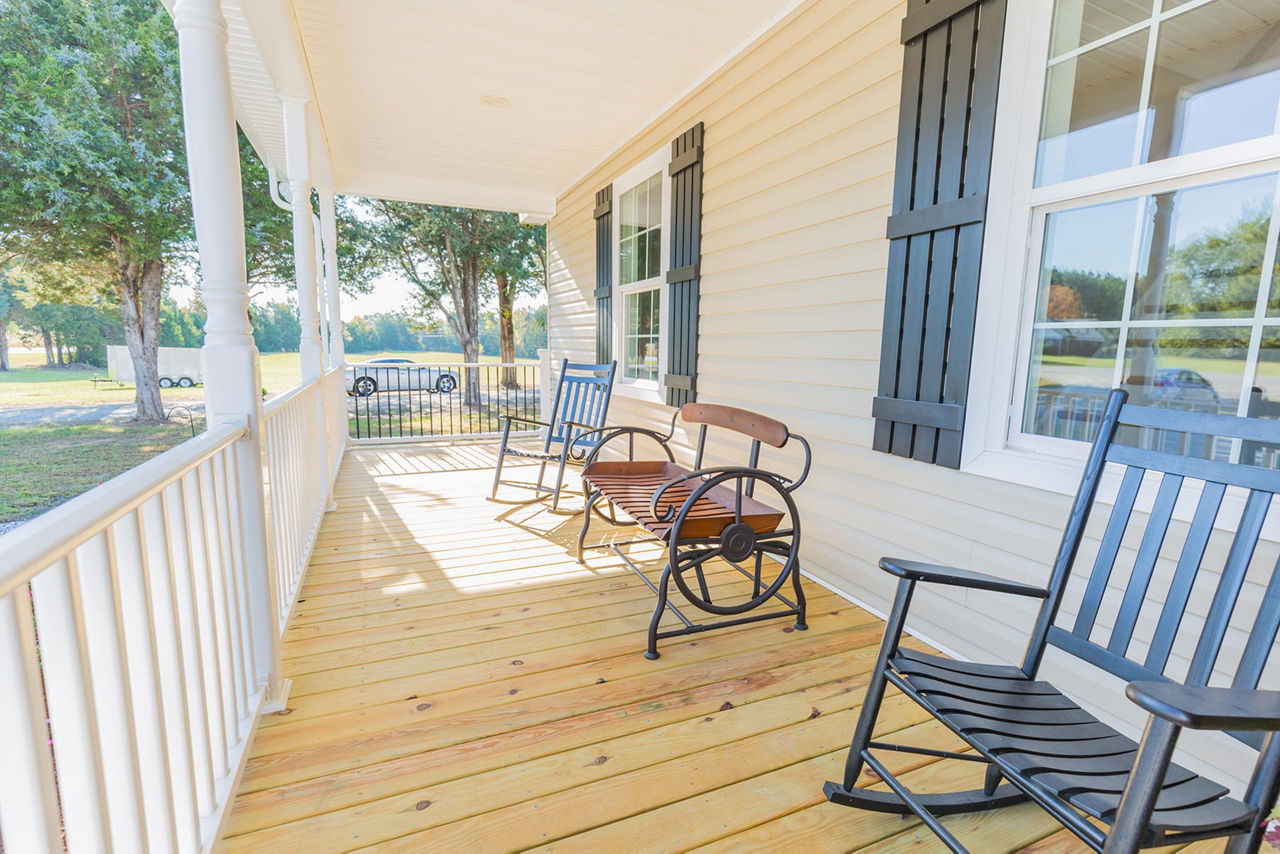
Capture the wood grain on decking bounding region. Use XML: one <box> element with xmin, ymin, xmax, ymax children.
<box><xmin>220</xmin><ymin>443</ymin><xmax>1220</xmax><ymax>853</ymax></box>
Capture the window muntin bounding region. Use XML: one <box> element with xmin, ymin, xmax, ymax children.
<box><xmin>1013</xmin><ymin>0</ymin><xmax>1280</xmax><ymax>465</ymax></box>
<box><xmin>614</xmin><ymin>165</ymin><xmax>666</xmax><ymax>385</ymax></box>
<box><xmin>1035</xmin><ymin>0</ymin><xmax>1280</xmax><ymax>187</ymax></box>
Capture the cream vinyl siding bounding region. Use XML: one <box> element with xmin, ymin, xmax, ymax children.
<box><xmin>546</xmin><ymin>0</ymin><xmax>1274</xmax><ymax>790</ymax></box>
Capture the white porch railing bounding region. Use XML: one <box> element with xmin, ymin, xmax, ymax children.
<box><xmin>324</xmin><ymin>366</ymin><xmax>348</xmax><ymax>481</ymax></box>
<box><xmin>0</xmin><ymin>423</ymin><xmax>260</xmax><ymax>853</ymax></box>
<box><xmin>262</xmin><ymin>377</ymin><xmax>333</xmax><ymax>636</ymax></box>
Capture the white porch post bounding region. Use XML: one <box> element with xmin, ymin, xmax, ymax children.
<box><xmin>281</xmin><ymin>97</ymin><xmax>324</xmax><ymax>383</ymax></box>
<box><xmin>173</xmin><ymin>0</ymin><xmax>284</xmax><ymax>703</ymax></box>
<box><xmin>319</xmin><ymin>190</ymin><xmax>345</xmax><ymax>367</ymax></box>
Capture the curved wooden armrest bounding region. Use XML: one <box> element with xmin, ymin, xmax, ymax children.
<box><xmin>1126</xmin><ymin>682</ymin><xmax>1280</xmax><ymax>731</ymax></box>
<box><xmin>879</xmin><ymin>558</ymin><xmax>1049</xmax><ymax>598</ymax></box>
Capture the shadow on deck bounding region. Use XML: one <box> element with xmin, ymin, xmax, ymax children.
<box><xmin>219</xmin><ymin>441</ymin><xmax>1158</xmax><ymax>852</ymax></box>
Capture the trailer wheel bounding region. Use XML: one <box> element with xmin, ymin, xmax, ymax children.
<box><xmin>159</xmin><ymin>377</ymin><xmax>174</xmax><ymax>388</ymax></box>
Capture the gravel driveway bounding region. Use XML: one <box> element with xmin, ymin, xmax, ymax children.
<box><xmin>0</xmin><ymin>402</ymin><xmax>205</xmax><ymax>427</ymax></box>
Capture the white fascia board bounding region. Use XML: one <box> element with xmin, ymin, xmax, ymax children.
<box><xmin>342</xmin><ymin>172</ymin><xmax>557</xmax><ymax>219</ymax></box>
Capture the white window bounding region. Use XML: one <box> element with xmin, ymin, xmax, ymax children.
<box><xmin>974</xmin><ymin>0</ymin><xmax>1280</xmax><ymax>476</ymax></box>
<box><xmin>613</xmin><ymin>151</ymin><xmax>669</xmax><ymax>390</ymax></box>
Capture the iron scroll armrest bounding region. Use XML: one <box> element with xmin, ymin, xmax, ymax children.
<box><xmin>879</xmin><ymin>558</ymin><xmax>1050</xmax><ymax>598</ymax></box>
<box><xmin>578</xmin><ymin>413</ymin><xmax>680</xmax><ymax>465</ymax></box>
<box><xmin>1125</xmin><ymin>682</ymin><xmax>1280</xmax><ymax>731</ymax></box>
<box><xmin>649</xmin><ymin>465</ymin><xmax>794</xmax><ymax>525</ymax></box>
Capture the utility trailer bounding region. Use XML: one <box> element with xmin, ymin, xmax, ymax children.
<box><xmin>106</xmin><ymin>345</ymin><xmax>204</xmax><ymax>388</ymax></box>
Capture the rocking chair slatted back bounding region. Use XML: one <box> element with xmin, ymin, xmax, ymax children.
<box><xmin>1030</xmin><ymin>390</ymin><xmax>1280</xmax><ymax>749</ymax></box>
<box><xmin>546</xmin><ymin>360</ymin><xmax>616</xmax><ymax>451</ymax></box>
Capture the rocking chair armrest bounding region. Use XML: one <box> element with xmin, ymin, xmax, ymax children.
<box><xmin>878</xmin><ymin>558</ymin><xmax>1050</xmax><ymax>599</ymax></box>
<box><xmin>498</xmin><ymin>414</ymin><xmax>552</xmax><ymax>428</ymax></box>
<box><xmin>1126</xmin><ymin>682</ymin><xmax>1280</xmax><ymax>732</ymax></box>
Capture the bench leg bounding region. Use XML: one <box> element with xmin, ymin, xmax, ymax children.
<box><xmin>646</xmin><ymin>564</ymin><xmax>674</xmax><ymax>660</ymax></box>
<box><xmin>791</xmin><ymin>559</ymin><xmax>808</xmax><ymax>631</ymax></box>
<box><xmin>577</xmin><ymin>491</ymin><xmax>600</xmax><ymax>563</ymax></box>
<box><xmin>1103</xmin><ymin>716</ymin><xmax>1180</xmax><ymax>853</ymax></box>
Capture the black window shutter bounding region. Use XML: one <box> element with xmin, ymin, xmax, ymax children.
<box><xmin>665</xmin><ymin>122</ymin><xmax>704</xmax><ymax>408</ymax></box>
<box><xmin>872</xmin><ymin>0</ymin><xmax>1007</xmax><ymax>468</ymax></box>
<box><xmin>594</xmin><ymin>185</ymin><xmax>613</xmax><ymax>364</ymax></box>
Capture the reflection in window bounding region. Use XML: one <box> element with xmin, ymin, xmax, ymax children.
<box><xmin>623</xmin><ymin>288</ymin><xmax>660</xmax><ymax>382</ymax></box>
<box><xmin>1023</xmin><ymin>170</ymin><xmax>1280</xmax><ymax>463</ymax></box>
<box><xmin>1130</xmin><ymin>174</ymin><xmax>1274</xmax><ymax>320</ymax></box>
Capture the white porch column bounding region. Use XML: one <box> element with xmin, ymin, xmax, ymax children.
<box><xmin>313</xmin><ymin>217</ymin><xmax>330</xmax><ymax>368</ymax></box>
<box><xmin>319</xmin><ymin>190</ymin><xmax>346</xmax><ymax>367</ymax></box>
<box><xmin>282</xmin><ymin>97</ymin><xmax>324</xmax><ymax>383</ymax></box>
<box><xmin>173</xmin><ymin>0</ymin><xmax>284</xmax><ymax>704</ymax></box>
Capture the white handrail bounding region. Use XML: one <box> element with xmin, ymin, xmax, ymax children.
<box><xmin>345</xmin><ymin>360</ymin><xmax>534</xmax><ymax>369</ymax></box>
<box><xmin>0</xmin><ymin>421</ymin><xmax>247</xmax><ymax>597</ymax></box>
<box><xmin>0</xmin><ymin>419</ymin><xmax>262</xmax><ymax>852</ymax></box>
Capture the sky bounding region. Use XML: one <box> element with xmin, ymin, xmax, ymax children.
<box><xmin>171</xmin><ymin>270</ymin><xmax>543</xmax><ymax>318</ymax></box>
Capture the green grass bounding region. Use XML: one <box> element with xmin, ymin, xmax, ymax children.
<box><xmin>0</xmin><ymin>423</ymin><xmax>196</xmax><ymax>522</ymax></box>
<box><xmin>0</xmin><ymin>350</ymin><xmax>536</xmax><ymax>409</ymax></box>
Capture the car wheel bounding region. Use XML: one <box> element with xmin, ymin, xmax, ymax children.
<box><xmin>177</xmin><ymin>377</ymin><xmax>194</xmax><ymax>388</ymax></box>
<box><xmin>436</xmin><ymin>373</ymin><xmax>458</xmax><ymax>393</ymax></box>
<box><xmin>159</xmin><ymin>377</ymin><xmax>174</xmax><ymax>388</ymax></box>
<box><xmin>354</xmin><ymin>376</ymin><xmax>377</xmax><ymax>397</ymax></box>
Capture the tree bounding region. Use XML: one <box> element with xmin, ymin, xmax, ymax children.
<box><xmin>0</xmin><ymin>0</ymin><xmax>192</xmax><ymax>420</ymax></box>
<box><xmin>487</xmin><ymin>218</ymin><xmax>545</xmax><ymax>387</ymax></box>
<box><xmin>364</xmin><ymin>203</ymin><xmax>501</xmax><ymax>407</ymax></box>
<box><xmin>0</xmin><ymin>270</ymin><xmax>17</xmax><ymax>371</ymax></box>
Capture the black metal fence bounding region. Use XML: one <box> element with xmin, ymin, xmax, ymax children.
<box><xmin>346</xmin><ymin>362</ymin><xmax>542</xmax><ymax>440</ymax></box>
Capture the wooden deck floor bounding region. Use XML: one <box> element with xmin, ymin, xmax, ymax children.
<box><xmin>220</xmin><ymin>443</ymin><xmax>1232</xmax><ymax>853</ymax></box>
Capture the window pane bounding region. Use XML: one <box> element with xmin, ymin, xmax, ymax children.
<box><xmin>1050</xmin><ymin>0</ymin><xmax>1151</xmax><ymax>57</ymax></box>
<box><xmin>648</xmin><ymin>173</ymin><xmax>663</xmax><ymax>224</ymax></box>
<box><xmin>1144</xmin><ymin>1</ymin><xmax>1280</xmax><ymax>164</ymax></box>
<box><xmin>1035</xmin><ymin>198</ymin><xmax>1140</xmax><ymax>322</ymax></box>
<box><xmin>1120</xmin><ymin>326</ymin><xmax>1246</xmax><ymax>415</ymax></box>
<box><xmin>620</xmin><ymin>236</ymin><xmax>637</xmax><ymax>285</ymax></box>
<box><xmin>1037</xmin><ymin>30</ymin><xmax>1149</xmax><ymax>186</ymax></box>
<box><xmin>1245</xmin><ymin>330</ymin><xmax>1280</xmax><ymax>466</ymax></box>
<box><xmin>1024</xmin><ymin>327</ymin><xmax>1122</xmax><ymax>440</ymax></box>
<box><xmin>618</xmin><ymin>172</ymin><xmax>662</xmax><ymax>286</ymax></box>
<box><xmin>1131</xmin><ymin>173</ymin><xmax>1275</xmax><ymax>320</ymax></box>
<box><xmin>623</xmin><ymin>287</ymin><xmax>661</xmax><ymax>381</ymax></box>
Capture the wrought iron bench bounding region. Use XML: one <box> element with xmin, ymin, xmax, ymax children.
<box><xmin>825</xmin><ymin>389</ymin><xmax>1280</xmax><ymax>853</ymax></box>
<box><xmin>491</xmin><ymin>359</ymin><xmax>615</xmax><ymax>512</ymax></box>
<box><xmin>576</xmin><ymin>403</ymin><xmax>811</xmax><ymax>659</ymax></box>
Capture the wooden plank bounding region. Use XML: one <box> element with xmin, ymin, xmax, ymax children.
<box><xmin>223</xmin><ymin>441</ymin><xmax>1057</xmax><ymax>854</ymax></box>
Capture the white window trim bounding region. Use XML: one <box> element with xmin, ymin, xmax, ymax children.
<box><xmin>964</xmin><ymin>0</ymin><xmax>1280</xmax><ymax>538</ymax></box>
<box><xmin>611</xmin><ymin>147</ymin><xmax>671</xmax><ymax>403</ymax></box>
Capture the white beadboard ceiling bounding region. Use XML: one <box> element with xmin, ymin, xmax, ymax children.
<box><xmin>271</xmin><ymin>0</ymin><xmax>804</xmax><ymax>217</ymax></box>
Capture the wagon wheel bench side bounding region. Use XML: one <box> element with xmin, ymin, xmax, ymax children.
<box><xmin>574</xmin><ymin>403</ymin><xmax>811</xmax><ymax>659</ymax></box>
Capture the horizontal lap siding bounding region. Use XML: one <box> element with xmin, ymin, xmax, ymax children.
<box><xmin>546</xmin><ymin>0</ymin><xmax>1263</xmax><ymax>789</ymax></box>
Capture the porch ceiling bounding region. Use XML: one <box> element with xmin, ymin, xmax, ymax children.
<box><xmin>231</xmin><ymin>0</ymin><xmax>803</xmax><ymax>218</ymax></box>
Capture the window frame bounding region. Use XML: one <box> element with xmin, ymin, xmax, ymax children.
<box><xmin>966</xmin><ymin>0</ymin><xmax>1280</xmax><ymax>499</ymax></box>
<box><xmin>610</xmin><ymin>148</ymin><xmax>671</xmax><ymax>399</ymax></box>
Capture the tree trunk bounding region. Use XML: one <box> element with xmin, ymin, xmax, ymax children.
<box><xmin>496</xmin><ymin>272</ymin><xmax>517</xmax><ymax>389</ymax></box>
<box><xmin>42</xmin><ymin>329</ymin><xmax>54</xmax><ymax>366</ymax></box>
<box><xmin>54</xmin><ymin>332</ymin><xmax>65</xmax><ymax>366</ymax></box>
<box><xmin>116</xmin><ymin>256</ymin><xmax>166</xmax><ymax>422</ymax></box>
<box><xmin>0</xmin><ymin>322</ymin><xmax>8</xmax><ymax>371</ymax></box>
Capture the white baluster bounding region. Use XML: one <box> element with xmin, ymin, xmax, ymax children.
<box><xmin>0</xmin><ymin>588</ymin><xmax>62</xmax><ymax>853</ymax></box>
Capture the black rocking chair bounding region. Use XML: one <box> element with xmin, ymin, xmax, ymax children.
<box><xmin>491</xmin><ymin>359</ymin><xmax>615</xmax><ymax>512</ymax></box>
<box><xmin>826</xmin><ymin>389</ymin><xmax>1280</xmax><ymax>853</ymax></box>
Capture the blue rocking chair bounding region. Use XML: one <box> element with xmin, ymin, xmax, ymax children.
<box><xmin>491</xmin><ymin>359</ymin><xmax>616</xmax><ymax>511</ymax></box>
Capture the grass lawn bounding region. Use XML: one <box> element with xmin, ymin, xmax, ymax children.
<box><xmin>0</xmin><ymin>422</ymin><xmax>197</xmax><ymax>522</ymax></box>
<box><xmin>0</xmin><ymin>349</ymin><xmax>536</xmax><ymax>409</ymax></box>
<box><xmin>0</xmin><ymin>349</ymin><xmax>538</xmax><ymax>526</ymax></box>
